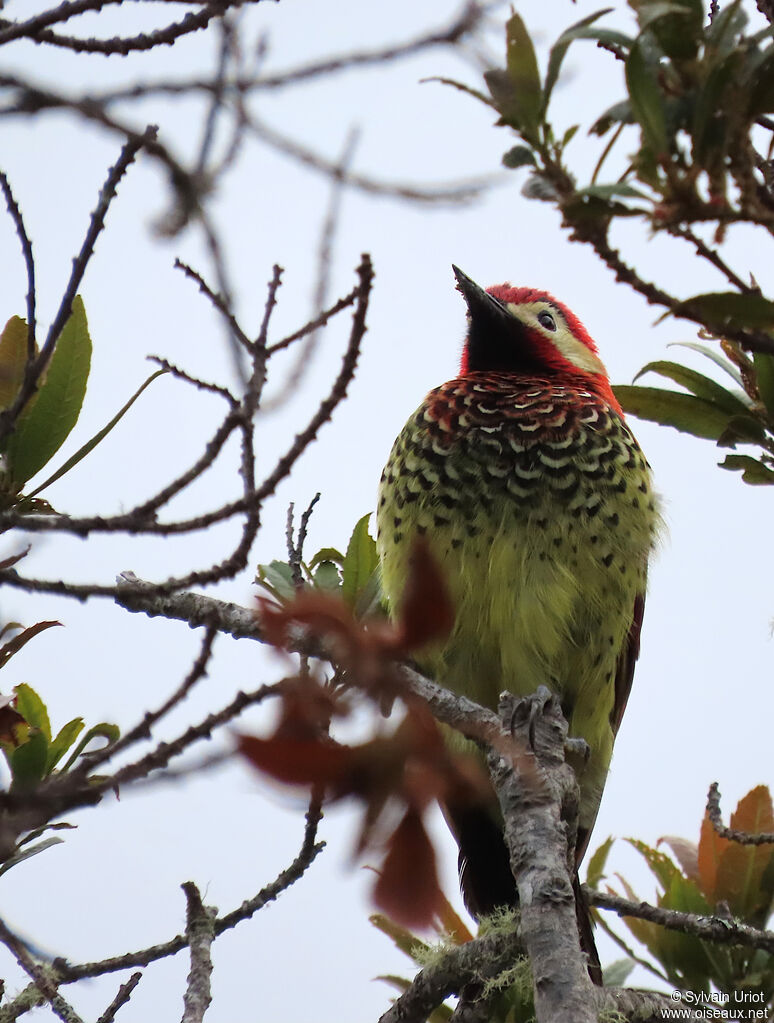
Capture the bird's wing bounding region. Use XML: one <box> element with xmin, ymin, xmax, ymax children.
<box><xmin>610</xmin><ymin>588</ymin><xmax>646</xmax><ymax>737</ymax></box>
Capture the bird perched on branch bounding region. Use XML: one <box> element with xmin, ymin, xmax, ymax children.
<box><xmin>377</xmin><ymin>266</ymin><xmax>659</xmax><ymax>921</ymax></box>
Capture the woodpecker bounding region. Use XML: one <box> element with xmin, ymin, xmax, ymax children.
<box><xmin>377</xmin><ymin>266</ymin><xmax>659</xmax><ymax>918</ymax></box>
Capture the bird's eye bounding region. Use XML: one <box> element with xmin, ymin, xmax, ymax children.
<box><xmin>538</xmin><ymin>311</ymin><xmax>556</xmax><ymax>332</ymax></box>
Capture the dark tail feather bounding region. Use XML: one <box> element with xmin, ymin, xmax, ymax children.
<box><xmin>450</xmin><ymin>803</ymin><xmax>603</xmax><ymax>985</ymax></box>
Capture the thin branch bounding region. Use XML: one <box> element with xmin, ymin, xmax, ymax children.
<box><xmin>0</xmin><ymin>916</ymin><xmax>84</xmax><ymax>1023</ymax></box>
<box><xmin>174</xmin><ymin>258</ymin><xmax>252</xmax><ymax>352</ymax></box>
<box><xmin>587</xmin><ymin>887</ymin><xmax>774</xmax><ymax>955</ymax></box>
<box><xmin>0</xmin><ymin>170</ymin><xmax>35</xmax><ymax>355</ymax></box>
<box><xmin>706</xmin><ymin>782</ymin><xmax>774</xmax><ymax>846</ymax></box>
<box><xmin>95</xmin><ymin>973</ymin><xmax>142</xmax><ymax>1023</ymax></box>
<box><xmin>0</xmin><ymin>128</ymin><xmax>156</xmax><ymax>448</ymax></box>
<box><xmin>80</xmin><ymin>623</ymin><xmax>219</xmax><ymax>774</ymax></box>
<box><xmin>57</xmin><ymin>802</ymin><xmax>324</xmax><ymax>984</ymax></box>
<box><xmin>180</xmin><ymin>883</ymin><xmax>216</xmax><ymax>1023</ymax></box>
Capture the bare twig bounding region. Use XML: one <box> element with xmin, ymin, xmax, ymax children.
<box><xmin>586</xmin><ymin>886</ymin><xmax>774</xmax><ymax>955</ymax></box>
<box><xmin>181</xmin><ymin>883</ymin><xmax>216</xmax><ymax>1023</ymax></box>
<box><xmin>0</xmin><ymin>170</ymin><xmax>35</xmax><ymax>355</ymax></box>
<box><xmin>95</xmin><ymin>973</ymin><xmax>142</xmax><ymax>1023</ymax></box>
<box><xmin>706</xmin><ymin>782</ymin><xmax>774</xmax><ymax>846</ymax></box>
<box><xmin>0</xmin><ymin>916</ymin><xmax>84</xmax><ymax>1023</ymax></box>
<box><xmin>0</xmin><ymin>128</ymin><xmax>156</xmax><ymax>448</ymax></box>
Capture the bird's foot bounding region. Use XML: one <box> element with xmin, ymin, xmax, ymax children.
<box><xmin>564</xmin><ymin>736</ymin><xmax>590</xmax><ymax>763</ymax></box>
<box><xmin>498</xmin><ymin>685</ymin><xmax>568</xmax><ymax>761</ymax></box>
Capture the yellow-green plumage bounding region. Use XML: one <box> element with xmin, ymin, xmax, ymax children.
<box><xmin>377</xmin><ymin>270</ymin><xmax>660</xmax><ymax>917</ymax></box>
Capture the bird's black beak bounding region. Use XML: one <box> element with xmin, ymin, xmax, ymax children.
<box><xmin>452</xmin><ymin>265</ymin><xmax>509</xmax><ymax>325</ymax></box>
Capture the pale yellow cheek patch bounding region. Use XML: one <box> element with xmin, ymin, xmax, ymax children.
<box><xmin>505</xmin><ymin>302</ymin><xmax>607</xmax><ymax>376</ymax></box>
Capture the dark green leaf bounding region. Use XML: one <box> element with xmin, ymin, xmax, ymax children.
<box><xmin>748</xmin><ymin>45</ymin><xmax>774</xmax><ymax>115</ymax></box>
<box><xmin>719</xmin><ymin>455</ymin><xmax>774</xmax><ymax>484</ymax></box>
<box><xmin>342</xmin><ymin>513</ymin><xmax>379</xmax><ymax>607</ymax></box>
<box><xmin>354</xmin><ymin>569</ymin><xmax>384</xmax><ymax>620</ymax></box>
<box><xmin>716</xmin><ymin>414</ymin><xmax>767</xmax><ymax>447</ymax></box>
<box><xmin>633</xmin><ymin>360</ymin><xmax>751</xmax><ymax>415</ymax></box>
<box><xmin>504</xmin><ymin>11</ymin><xmax>543</xmax><ymax>140</ymax></box>
<box><xmin>705</xmin><ymin>0</ymin><xmax>747</xmax><ymax>58</ymax></box>
<box><xmin>692</xmin><ymin>52</ymin><xmax>743</xmax><ymax>168</ymax></box>
<box><xmin>9</xmin><ymin>730</ymin><xmax>49</xmax><ymax>790</ymax></box>
<box><xmin>754</xmin><ymin>351</ymin><xmax>774</xmax><ymax>418</ymax></box>
<box><xmin>501</xmin><ymin>145</ymin><xmax>537</xmax><ymax>169</ymax></box>
<box><xmin>522</xmin><ymin>174</ymin><xmax>560</xmax><ymax>201</ymax></box>
<box><xmin>614</xmin><ymin>385</ymin><xmax>734</xmax><ymax>439</ymax></box>
<box><xmin>639</xmin><ymin>1</ymin><xmax>703</xmax><ymax>61</ymax></box>
<box><xmin>560</xmin><ymin>124</ymin><xmax>580</xmax><ymax>149</ymax></box>
<box><xmin>590</xmin><ymin>100</ymin><xmax>634</xmax><ymax>136</ymax></box>
<box><xmin>5</xmin><ymin>297</ymin><xmax>91</xmax><ymax>485</ymax></box>
<box><xmin>14</xmin><ymin>683</ymin><xmax>51</xmax><ymax>741</ymax></box>
<box><xmin>312</xmin><ymin>560</ymin><xmax>341</xmax><ymax>592</ymax></box>
<box><xmin>543</xmin><ymin>9</ymin><xmax>615</xmax><ymax>114</ymax></box>
<box><xmin>625</xmin><ymin>37</ymin><xmax>668</xmax><ymax>153</ymax></box>
<box><xmin>576</xmin><ymin>182</ymin><xmax>649</xmax><ymax>201</ymax></box>
<box><xmin>678</xmin><ymin>291</ymin><xmax>774</xmax><ymax>331</ymax></box>
<box><xmin>47</xmin><ymin>717</ymin><xmax>85</xmax><ymax>772</ymax></box>
<box><xmin>27</xmin><ymin>368</ymin><xmax>168</xmax><ymax>499</ymax></box>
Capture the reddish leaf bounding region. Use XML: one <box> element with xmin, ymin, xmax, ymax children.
<box><xmin>715</xmin><ymin>786</ymin><xmax>774</xmax><ymax>923</ymax></box>
<box><xmin>0</xmin><ymin>694</ymin><xmax>25</xmax><ymax>746</ymax></box>
<box><xmin>373</xmin><ymin>809</ymin><xmax>444</xmax><ymax>930</ymax></box>
<box><xmin>659</xmin><ymin>836</ymin><xmax>700</xmax><ymax>883</ymax></box>
<box><xmin>237</xmin><ymin>733</ymin><xmax>354</xmax><ymax>789</ymax></box>
<box><xmin>395</xmin><ymin>538</ymin><xmax>455</xmax><ymax>651</ymax></box>
<box><xmin>697</xmin><ymin>811</ymin><xmax>729</xmax><ymax>903</ymax></box>
<box><xmin>0</xmin><ymin>620</ymin><xmax>61</xmax><ymax>670</ymax></box>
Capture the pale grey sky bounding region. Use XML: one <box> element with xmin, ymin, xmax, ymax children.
<box><xmin>0</xmin><ymin>2</ymin><xmax>771</xmax><ymax>1020</ymax></box>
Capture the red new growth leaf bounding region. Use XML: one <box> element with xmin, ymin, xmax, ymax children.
<box><xmin>394</xmin><ymin>537</ymin><xmax>455</xmax><ymax>651</ymax></box>
<box><xmin>373</xmin><ymin>808</ymin><xmax>444</xmax><ymax>930</ymax></box>
<box><xmin>237</xmin><ymin>733</ymin><xmax>354</xmax><ymax>789</ymax></box>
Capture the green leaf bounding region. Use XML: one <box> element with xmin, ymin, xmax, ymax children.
<box><xmin>590</xmin><ymin>99</ymin><xmax>634</xmax><ymax>135</ymax></box>
<box><xmin>256</xmin><ymin>560</ymin><xmax>297</xmax><ymax>602</ymax></box>
<box><xmin>754</xmin><ymin>351</ymin><xmax>774</xmax><ymax>418</ymax></box>
<box><xmin>307</xmin><ymin>547</ymin><xmax>345</xmax><ymax>570</ymax></box>
<box><xmin>602</xmin><ymin>959</ymin><xmax>636</xmax><ymax>987</ymax></box>
<box><xmin>369</xmin><ymin>913</ymin><xmax>431</xmax><ymax>961</ymax></box>
<box><xmin>576</xmin><ymin>182</ymin><xmax>649</xmax><ymax>201</ymax></box>
<box><xmin>679</xmin><ymin>291</ymin><xmax>774</xmax><ymax>331</ymax></box>
<box><xmin>639</xmin><ymin>0</ymin><xmax>703</xmax><ymax>61</ymax></box>
<box><xmin>625</xmin><ymin>37</ymin><xmax>668</xmax><ymax>153</ymax></box>
<box><xmin>5</xmin><ymin>296</ymin><xmax>92</xmax><ymax>486</ymax></box>
<box><xmin>0</xmin><ymin>836</ymin><xmax>64</xmax><ymax>877</ymax></box>
<box><xmin>47</xmin><ymin>717</ymin><xmax>85</xmax><ymax>772</ymax></box>
<box><xmin>9</xmin><ymin>729</ymin><xmax>49</xmax><ymax>790</ymax></box>
<box><xmin>719</xmin><ymin>455</ymin><xmax>774</xmax><ymax>484</ymax></box>
<box><xmin>503</xmin><ymin>11</ymin><xmax>543</xmax><ymax>140</ymax></box>
<box><xmin>422</xmin><ymin>77</ymin><xmax>495</xmax><ymax>110</ymax></box>
<box><xmin>667</xmin><ymin>342</ymin><xmax>744</xmax><ymax>387</ymax></box>
<box><xmin>14</xmin><ymin>683</ymin><xmax>51</xmax><ymax>741</ymax></box>
<box><xmin>501</xmin><ymin>145</ymin><xmax>537</xmax><ymax>170</ymax></box>
<box><xmin>705</xmin><ymin>0</ymin><xmax>747</xmax><ymax>58</ymax></box>
<box><xmin>0</xmin><ymin>316</ymin><xmax>31</xmax><ymax>410</ymax></box>
<box><xmin>585</xmin><ymin>836</ymin><xmax>614</xmax><ymax>889</ymax></box>
<box><xmin>27</xmin><ymin>368</ymin><xmax>168</xmax><ymax>499</ymax></box>
<box><xmin>614</xmin><ymin>385</ymin><xmax>735</xmax><ymax>439</ymax></box>
<box><xmin>312</xmin><ymin>560</ymin><xmax>341</xmax><ymax>591</ymax></box>
<box><xmin>633</xmin><ymin>360</ymin><xmax>751</xmax><ymax>415</ymax></box>
<box><xmin>692</xmin><ymin>51</ymin><xmax>744</xmax><ymax>169</ymax></box>
<box><xmin>59</xmin><ymin>722</ymin><xmax>120</xmax><ymax>771</ymax></box>
<box><xmin>342</xmin><ymin>514</ymin><xmax>379</xmax><ymax>607</ymax></box>
<box><xmin>543</xmin><ymin>9</ymin><xmax>616</xmax><ymax>115</ymax></box>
